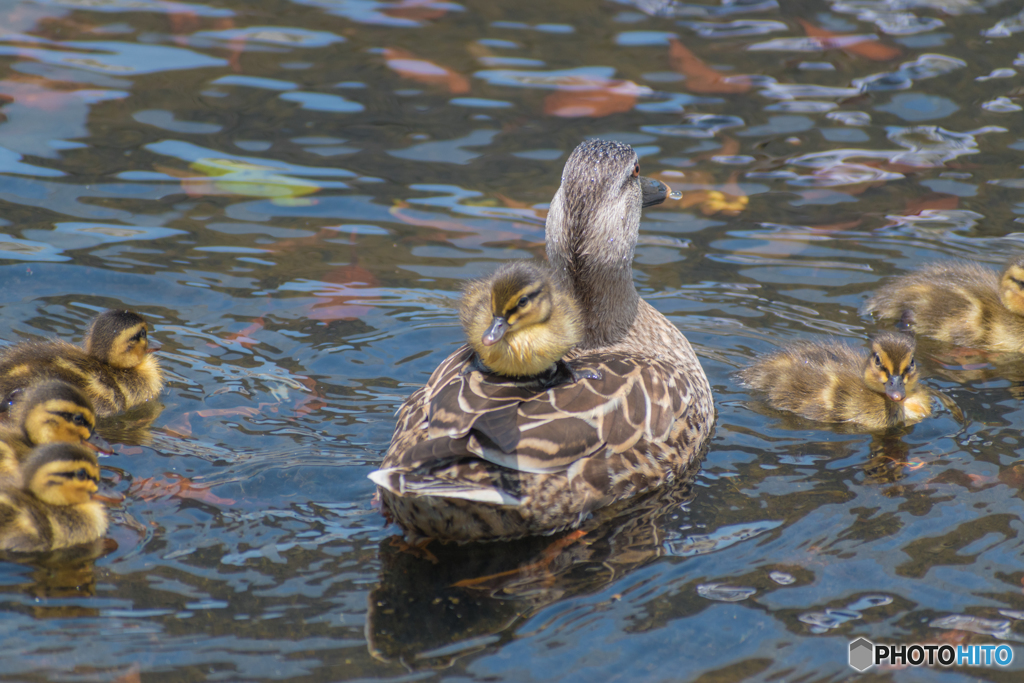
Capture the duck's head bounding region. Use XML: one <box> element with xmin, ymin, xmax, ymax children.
<box><xmin>84</xmin><ymin>309</ymin><xmax>156</xmax><ymax>369</ymax></box>
<box><xmin>863</xmin><ymin>332</ymin><xmax>919</xmax><ymax>402</ymax></box>
<box><xmin>14</xmin><ymin>380</ymin><xmax>111</xmax><ymax>453</ymax></box>
<box><xmin>545</xmin><ymin>139</ymin><xmax>669</xmax><ymax>348</ymax></box>
<box><xmin>999</xmin><ymin>256</ymin><xmax>1024</xmax><ymax>316</ymax></box>
<box><xmin>22</xmin><ymin>442</ymin><xmax>101</xmax><ymax>506</ymax></box>
<box><xmin>460</xmin><ymin>262</ymin><xmax>582</xmax><ymax>378</ymax></box>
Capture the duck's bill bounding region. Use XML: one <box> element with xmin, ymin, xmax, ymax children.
<box><xmin>92</xmin><ymin>481</ymin><xmax>126</xmax><ymax>505</ymax></box>
<box><xmin>884</xmin><ymin>375</ymin><xmax>906</xmax><ymax>402</ymax></box>
<box><xmin>482</xmin><ymin>317</ymin><xmax>508</xmax><ymax>346</ymax></box>
<box><xmin>86</xmin><ymin>432</ymin><xmax>115</xmax><ymax>455</ymax></box>
<box><xmin>146</xmin><ymin>340</ymin><xmax>161</xmax><ymax>353</ymax></box>
<box><xmin>640</xmin><ymin>176</ymin><xmax>669</xmax><ymax>208</ymax></box>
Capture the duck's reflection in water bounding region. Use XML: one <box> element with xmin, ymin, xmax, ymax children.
<box><xmin>366</xmin><ymin>456</ymin><xmax>705</xmax><ymax>668</ymax></box>
<box><xmin>95</xmin><ymin>400</ymin><xmax>164</xmax><ymax>447</ymax></box>
<box><xmin>0</xmin><ymin>538</ymin><xmax>115</xmax><ymax>619</ymax></box>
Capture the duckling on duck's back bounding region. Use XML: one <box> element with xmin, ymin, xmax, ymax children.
<box><xmin>861</xmin><ymin>256</ymin><xmax>1024</xmax><ymax>353</ymax></box>
<box><xmin>460</xmin><ymin>262</ymin><xmax>581</xmax><ymax>379</ymax></box>
<box><xmin>0</xmin><ymin>309</ymin><xmax>163</xmax><ymax>417</ymax></box>
<box><xmin>0</xmin><ymin>442</ymin><xmax>108</xmax><ymax>553</ymax></box>
<box><xmin>738</xmin><ymin>332</ymin><xmax>932</xmax><ymax>430</ymax></box>
<box><xmin>371</xmin><ymin>139</ymin><xmax>714</xmax><ymax>543</ymax></box>
<box><xmin>0</xmin><ymin>380</ymin><xmax>110</xmax><ymax>484</ymax></box>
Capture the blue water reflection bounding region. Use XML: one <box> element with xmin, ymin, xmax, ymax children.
<box><xmin>1</xmin><ymin>0</ymin><xmax>1024</xmax><ymax>680</ymax></box>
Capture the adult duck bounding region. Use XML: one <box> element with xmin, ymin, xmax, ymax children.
<box><xmin>370</xmin><ymin>139</ymin><xmax>715</xmax><ymax>543</ymax></box>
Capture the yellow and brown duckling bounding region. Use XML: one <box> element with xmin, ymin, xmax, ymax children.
<box><xmin>0</xmin><ymin>380</ymin><xmax>112</xmax><ymax>483</ymax></box>
<box><xmin>0</xmin><ymin>442</ymin><xmax>108</xmax><ymax>553</ymax></box>
<box><xmin>371</xmin><ymin>139</ymin><xmax>714</xmax><ymax>543</ymax></box>
<box><xmin>861</xmin><ymin>256</ymin><xmax>1024</xmax><ymax>353</ymax></box>
<box><xmin>737</xmin><ymin>332</ymin><xmax>932</xmax><ymax>430</ymax></box>
<box><xmin>459</xmin><ymin>261</ymin><xmax>582</xmax><ymax>379</ymax></box>
<box><xmin>0</xmin><ymin>309</ymin><xmax>163</xmax><ymax>417</ymax></box>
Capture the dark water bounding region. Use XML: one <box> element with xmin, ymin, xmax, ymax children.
<box><xmin>1</xmin><ymin>0</ymin><xmax>1024</xmax><ymax>680</ymax></box>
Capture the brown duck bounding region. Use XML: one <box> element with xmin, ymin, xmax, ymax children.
<box><xmin>738</xmin><ymin>332</ymin><xmax>932</xmax><ymax>430</ymax></box>
<box><xmin>370</xmin><ymin>139</ymin><xmax>715</xmax><ymax>543</ymax></box>
<box><xmin>0</xmin><ymin>309</ymin><xmax>163</xmax><ymax>416</ymax></box>
<box><xmin>862</xmin><ymin>256</ymin><xmax>1024</xmax><ymax>353</ymax></box>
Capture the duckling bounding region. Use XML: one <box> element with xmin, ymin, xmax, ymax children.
<box><xmin>371</xmin><ymin>139</ymin><xmax>714</xmax><ymax>543</ymax></box>
<box><xmin>459</xmin><ymin>262</ymin><xmax>582</xmax><ymax>379</ymax></box>
<box><xmin>737</xmin><ymin>332</ymin><xmax>932</xmax><ymax>430</ymax></box>
<box><xmin>0</xmin><ymin>309</ymin><xmax>163</xmax><ymax>417</ymax></box>
<box><xmin>0</xmin><ymin>442</ymin><xmax>108</xmax><ymax>553</ymax></box>
<box><xmin>0</xmin><ymin>380</ymin><xmax>111</xmax><ymax>484</ymax></box>
<box><xmin>861</xmin><ymin>256</ymin><xmax>1024</xmax><ymax>353</ymax></box>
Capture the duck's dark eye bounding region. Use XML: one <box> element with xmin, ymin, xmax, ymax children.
<box><xmin>873</xmin><ymin>354</ymin><xmax>882</xmax><ymax>366</ymax></box>
<box><xmin>75</xmin><ymin>469</ymin><xmax>89</xmax><ymax>481</ymax></box>
<box><xmin>72</xmin><ymin>414</ymin><xmax>86</xmax><ymax>426</ymax></box>
<box><xmin>517</xmin><ymin>296</ymin><xmax>529</xmax><ymax>308</ymax></box>
<box><xmin>632</xmin><ymin>163</ymin><xmax>640</xmax><ymax>178</ymax></box>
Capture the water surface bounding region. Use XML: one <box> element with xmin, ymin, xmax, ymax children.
<box><xmin>2</xmin><ymin>0</ymin><xmax>1024</xmax><ymax>680</ymax></box>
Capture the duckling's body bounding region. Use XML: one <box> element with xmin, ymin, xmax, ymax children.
<box><xmin>0</xmin><ymin>381</ymin><xmax>108</xmax><ymax>484</ymax></box>
<box><xmin>460</xmin><ymin>262</ymin><xmax>581</xmax><ymax>378</ymax></box>
<box><xmin>0</xmin><ymin>309</ymin><xmax>163</xmax><ymax>417</ymax></box>
<box><xmin>372</xmin><ymin>140</ymin><xmax>715</xmax><ymax>543</ymax></box>
<box><xmin>0</xmin><ymin>443</ymin><xmax>108</xmax><ymax>553</ymax></box>
<box><xmin>738</xmin><ymin>332</ymin><xmax>932</xmax><ymax>430</ymax></box>
<box><xmin>861</xmin><ymin>257</ymin><xmax>1024</xmax><ymax>353</ymax></box>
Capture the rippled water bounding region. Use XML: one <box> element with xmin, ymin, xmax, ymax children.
<box><xmin>2</xmin><ymin>0</ymin><xmax>1024</xmax><ymax>680</ymax></box>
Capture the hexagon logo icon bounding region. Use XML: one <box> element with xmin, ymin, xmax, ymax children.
<box><xmin>849</xmin><ymin>638</ymin><xmax>874</xmax><ymax>671</ymax></box>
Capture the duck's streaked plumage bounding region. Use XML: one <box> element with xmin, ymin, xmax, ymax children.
<box><xmin>0</xmin><ymin>309</ymin><xmax>163</xmax><ymax>417</ymax></box>
<box><xmin>738</xmin><ymin>332</ymin><xmax>932</xmax><ymax>430</ymax></box>
<box><xmin>371</xmin><ymin>139</ymin><xmax>715</xmax><ymax>543</ymax></box>
<box><xmin>861</xmin><ymin>257</ymin><xmax>1024</xmax><ymax>353</ymax></box>
<box><xmin>0</xmin><ymin>442</ymin><xmax>108</xmax><ymax>553</ymax></box>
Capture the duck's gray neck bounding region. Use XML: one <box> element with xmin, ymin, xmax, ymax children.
<box><xmin>545</xmin><ymin>188</ymin><xmax>639</xmax><ymax>349</ymax></box>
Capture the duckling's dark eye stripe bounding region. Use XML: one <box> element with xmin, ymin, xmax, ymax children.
<box><xmin>53</xmin><ymin>411</ymin><xmax>89</xmax><ymax>426</ymax></box>
<box><xmin>510</xmin><ymin>289</ymin><xmax>542</xmax><ymax>309</ymax></box>
<box><xmin>1010</xmin><ymin>276</ymin><xmax>1024</xmax><ymax>289</ymax></box>
<box><xmin>56</xmin><ymin>470</ymin><xmax>98</xmax><ymax>483</ymax></box>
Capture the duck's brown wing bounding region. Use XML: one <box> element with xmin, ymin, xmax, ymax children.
<box><xmin>382</xmin><ymin>348</ymin><xmax>692</xmax><ymax>477</ymax></box>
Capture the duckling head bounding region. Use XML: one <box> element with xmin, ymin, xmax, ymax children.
<box><xmin>22</xmin><ymin>442</ymin><xmax>100</xmax><ymax>507</ymax></box>
<box><xmin>460</xmin><ymin>262</ymin><xmax>582</xmax><ymax>378</ymax></box>
<box><xmin>84</xmin><ymin>309</ymin><xmax>155</xmax><ymax>369</ymax></box>
<box><xmin>999</xmin><ymin>256</ymin><xmax>1024</xmax><ymax>317</ymax></box>
<box><xmin>14</xmin><ymin>380</ymin><xmax>106</xmax><ymax>450</ymax></box>
<box><xmin>545</xmin><ymin>139</ymin><xmax>669</xmax><ymax>348</ymax></box>
<box><xmin>862</xmin><ymin>332</ymin><xmax>919</xmax><ymax>402</ymax></box>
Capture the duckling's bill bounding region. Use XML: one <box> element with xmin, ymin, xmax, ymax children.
<box><xmin>884</xmin><ymin>374</ymin><xmax>906</xmax><ymax>402</ymax></box>
<box><xmin>85</xmin><ymin>431</ymin><xmax>114</xmax><ymax>455</ymax></box>
<box><xmin>482</xmin><ymin>317</ymin><xmax>508</xmax><ymax>346</ymax></box>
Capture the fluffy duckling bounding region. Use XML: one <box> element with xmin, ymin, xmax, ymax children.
<box><xmin>459</xmin><ymin>262</ymin><xmax>582</xmax><ymax>379</ymax></box>
<box><xmin>0</xmin><ymin>309</ymin><xmax>163</xmax><ymax>416</ymax></box>
<box><xmin>861</xmin><ymin>256</ymin><xmax>1024</xmax><ymax>353</ymax></box>
<box><xmin>0</xmin><ymin>442</ymin><xmax>108</xmax><ymax>553</ymax></box>
<box><xmin>0</xmin><ymin>381</ymin><xmax>111</xmax><ymax>483</ymax></box>
<box><xmin>372</xmin><ymin>139</ymin><xmax>714</xmax><ymax>543</ymax></box>
<box><xmin>737</xmin><ymin>332</ymin><xmax>932</xmax><ymax>430</ymax></box>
